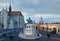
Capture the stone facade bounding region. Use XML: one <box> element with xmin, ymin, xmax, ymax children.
<box><xmin>37</xmin><ymin>24</ymin><xmax>60</xmax><ymax>34</ymax></box>
<box><xmin>0</xmin><ymin>5</ymin><xmax>25</xmax><ymax>29</ymax></box>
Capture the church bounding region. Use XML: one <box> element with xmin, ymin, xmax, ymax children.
<box><xmin>0</xmin><ymin>4</ymin><xmax>25</xmax><ymax>29</ymax></box>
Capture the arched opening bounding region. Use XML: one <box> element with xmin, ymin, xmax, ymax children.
<box><xmin>53</xmin><ymin>28</ymin><xmax>56</xmax><ymax>32</ymax></box>
<box><xmin>50</xmin><ymin>28</ymin><xmax>56</xmax><ymax>34</ymax></box>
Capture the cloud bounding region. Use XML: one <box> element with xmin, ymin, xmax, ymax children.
<box><xmin>25</xmin><ymin>0</ymin><xmax>40</xmax><ymax>4</ymax></box>
<box><xmin>22</xmin><ymin>12</ymin><xmax>60</xmax><ymax>23</ymax></box>
<box><xmin>33</xmin><ymin>13</ymin><xmax>60</xmax><ymax>18</ymax></box>
<box><xmin>22</xmin><ymin>10</ymin><xmax>60</xmax><ymax>19</ymax></box>
<box><xmin>24</xmin><ymin>12</ymin><xmax>59</xmax><ymax>18</ymax></box>
<box><xmin>0</xmin><ymin>2</ymin><xmax>9</xmax><ymax>7</ymax></box>
<box><xmin>0</xmin><ymin>0</ymin><xmax>60</xmax><ymax>23</ymax></box>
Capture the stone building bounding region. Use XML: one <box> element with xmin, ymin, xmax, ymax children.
<box><xmin>0</xmin><ymin>4</ymin><xmax>25</xmax><ymax>29</ymax></box>
<box><xmin>37</xmin><ymin>24</ymin><xmax>60</xmax><ymax>34</ymax></box>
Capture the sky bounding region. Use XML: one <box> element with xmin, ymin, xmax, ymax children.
<box><xmin>0</xmin><ymin>0</ymin><xmax>60</xmax><ymax>23</ymax></box>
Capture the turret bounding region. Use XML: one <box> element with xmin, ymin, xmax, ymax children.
<box><xmin>1</xmin><ymin>8</ymin><xmax>8</xmax><ymax>29</ymax></box>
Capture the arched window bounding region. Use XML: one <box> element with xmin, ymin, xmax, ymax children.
<box><xmin>15</xmin><ymin>21</ymin><xmax>18</xmax><ymax>25</ymax></box>
<box><xmin>50</xmin><ymin>28</ymin><xmax>51</xmax><ymax>31</ymax></box>
<box><xmin>8</xmin><ymin>22</ymin><xmax>10</xmax><ymax>25</ymax></box>
<box><xmin>1</xmin><ymin>24</ymin><xmax>4</xmax><ymax>29</ymax></box>
<box><xmin>29</xmin><ymin>26</ymin><xmax>31</xmax><ymax>28</ymax></box>
<box><xmin>58</xmin><ymin>29</ymin><xmax>60</xmax><ymax>32</ymax></box>
<box><xmin>26</xmin><ymin>26</ymin><xmax>28</xmax><ymax>28</ymax></box>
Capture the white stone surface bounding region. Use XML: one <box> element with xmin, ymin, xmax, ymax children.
<box><xmin>24</xmin><ymin>24</ymin><xmax>37</xmax><ymax>35</ymax></box>
<box><xmin>0</xmin><ymin>8</ymin><xmax>25</xmax><ymax>29</ymax></box>
<box><xmin>19</xmin><ymin>33</ymin><xmax>41</xmax><ymax>39</ymax></box>
<box><xmin>19</xmin><ymin>24</ymin><xmax>41</xmax><ymax>39</ymax></box>
<box><xmin>1</xmin><ymin>8</ymin><xmax>8</xmax><ymax>29</ymax></box>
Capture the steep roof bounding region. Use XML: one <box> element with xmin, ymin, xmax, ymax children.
<box><xmin>8</xmin><ymin>11</ymin><xmax>23</xmax><ymax>16</ymax></box>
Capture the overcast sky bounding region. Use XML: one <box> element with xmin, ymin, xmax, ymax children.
<box><xmin>0</xmin><ymin>0</ymin><xmax>60</xmax><ymax>23</ymax></box>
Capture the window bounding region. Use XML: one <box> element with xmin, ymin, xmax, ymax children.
<box><xmin>8</xmin><ymin>22</ymin><xmax>10</xmax><ymax>25</ymax></box>
<box><xmin>50</xmin><ymin>28</ymin><xmax>51</xmax><ymax>31</ymax></box>
<box><xmin>26</xmin><ymin>26</ymin><xmax>28</xmax><ymax>28</ymax></box>
<box><xmin>29</xmin><ymin>26</ymin><xmax>31</xmax><ymax>28</ymax></box>
<box><xmin>58</xmin><ymin>29</ymin><xmax>60</xmax><ymax>32</ymax></box>
<box><xmin>15</xmin><ymin>21</ymin><xmax>18</xmax><ymax>25</ymax></box>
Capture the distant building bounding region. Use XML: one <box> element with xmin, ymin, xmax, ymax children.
<box><xmin>0</xmin><ymin>4</ymin><xmax>25</xmax><ymax>29</ymax></box>
<box><xmin>39</xmin><ymin>16</ymin><xmax>44</xmax><ymax>24</ymax></box>
<box><xmin>37</xmin><ymin>24</ymin><xmax>60</xmax><ymax>34</ymax></box>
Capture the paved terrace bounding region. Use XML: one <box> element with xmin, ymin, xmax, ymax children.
<box><xmin>0</xmin><ymin>28</ymin><xmax>60</xmax><ymax>41</ymax></box>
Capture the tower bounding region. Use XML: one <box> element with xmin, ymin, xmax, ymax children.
<box><xmin>9</xmin><ymin>0</ymin><xmax>11</xmax><ymax>12</ymax></box>
<box><xmin>39</xmin><ymin>16</ymin><xmax>44</xmax><ymax>24</ymax></box>
<box><xmin>9</xmin><ymin>4</ymin><xmax>11</xmax><ymax>12</ymax></box>
<box><xmin>9</xmin><ymin>0</ymin><xmax>12</xmax><ymax>15</ymax></box>
<box><xmin>1</xmin><ymin>8</ymin><xmax>8</xmax><ymax>29</ymax></box>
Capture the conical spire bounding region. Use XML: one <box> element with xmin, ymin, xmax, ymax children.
<box><xmin>9</xmin><ymin>0</ymin><xmax>12</xmax><ymax>16</ymax></box>
<box><xmin>9</xmin><ymin>0</ymin><xmax>11</xmax><ymax>12</ymax></box>
<box><xmin>9</xmin><ymin>4</ymin><xmax>11</xmax><ymax>12</ymax></box>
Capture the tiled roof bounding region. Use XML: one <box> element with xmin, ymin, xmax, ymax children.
<box><xmin>8</xmin><ymin>11</ymin><xmax>23</xmax><ymax>16</ymax></box>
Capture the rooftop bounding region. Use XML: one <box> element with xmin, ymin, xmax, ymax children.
<box><xmin>9</xmin><ymin>11</ymin><xmax>23</xmax><ymax>16</ymax></box>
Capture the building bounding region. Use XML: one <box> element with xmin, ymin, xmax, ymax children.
<box><xmin>0</xmin><ymin>4</ymin><xmax>25</xmax><ymax>29</ymax></box>
<box><xmin>39</xmin><ymin>16</ymin><xmax>44</xmax><ymax>24</ymax></box>
<box><xmin>37</xmin><ymin>24</ymin><xmax>60</xmax><ymax>34</ymax></box>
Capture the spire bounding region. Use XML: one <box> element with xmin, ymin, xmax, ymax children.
<box><xmin>9</xmin><ymin>4</ymin><xmax>11</xmax><ymax>12</ymax></box>
<box><xmin>9</xmin><ymin>0</ymin><xmax>12</xmax><ymax>16</ymax></box>
<box><xmin>39</xmin><ymin>16</ymin><xmax>44</xmax><ymax>24</ymax></box>
<box><xmin>9</xmin><ymin>0</ymin><xmax>11</xmax><ymax>12</ymax></box>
